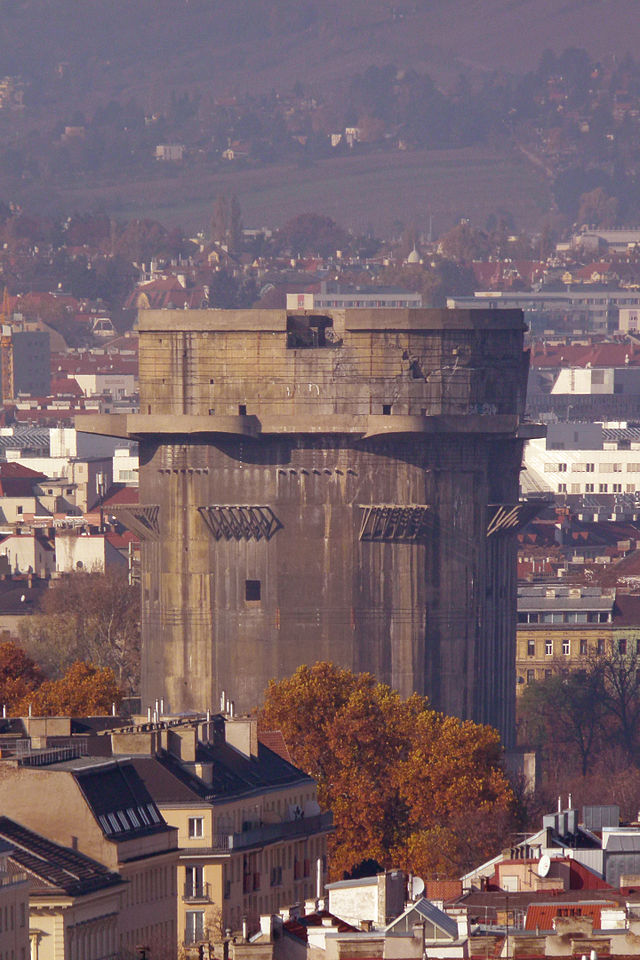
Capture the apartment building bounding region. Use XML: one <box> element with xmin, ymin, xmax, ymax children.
<box><xmin>516</xmin><ymin>586</ymin><xmax>640</xmax><ymax>688</ymax></box>
<box><xmin>103</xmin><ymin>713</ymin><xmax>332</xmax><ymax>950</ymax></box>
<box><xmin>0</xmin><ymin>817</ymin><xmax>121</xmax><ymax>960</ymax></box>
<box><xmin>0</xmin><ymin>836</ymin><xmax>29</xmax><ymax>960</ymax></box>
<box><xmin>0</xmin><ymin>751</ymin><xmax>179</xmax><ymax>960</ymax></box>
<box><xmin>524</xmin><ymin>422</ymin><xmax>640</xmax><ymax>498</ymax></box>
<box><xmin>0</xmin><ymin>711</ymin><xmax>331</xmax><ymax>956</ymax></box>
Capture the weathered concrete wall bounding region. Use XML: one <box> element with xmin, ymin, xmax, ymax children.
<box><xmin>89</xmin><ymin>308</ymin><xmax>536</xmax><ymax>746</ymax></box>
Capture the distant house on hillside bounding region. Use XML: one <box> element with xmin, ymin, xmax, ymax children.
<box><xmin>154</xmin><ymin>144</ymin><xmax>184</xmax><ymax>162</ymax></box>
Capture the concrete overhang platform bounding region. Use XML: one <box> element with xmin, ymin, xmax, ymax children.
<box><xmin>77</xmin><ymin>413</ymin><xmax>545</xmax><ymax>441</ymax></box>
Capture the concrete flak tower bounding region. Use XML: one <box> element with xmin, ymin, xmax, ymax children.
<box><xmin>83</xmin><ymin>308</ymin><xmax>542</xmax><ymax>746</ymax></box>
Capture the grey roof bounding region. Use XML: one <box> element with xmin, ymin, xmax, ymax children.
<box><xmin>518</xmin><ymin>596</ymin><xmax>613</xmax><ymax>612</ymax></box>
<box><xmin>604</xmin><ymin>834</ymin><xmax>640</xmax><ymax>852</ymax></box>
<box><xmin>602</xmin><ymin>428</ymin><xmax>640</xmax><ymax>442</ymax></box>
<box><xmin>0</xmin><ymin>429</ymin><xmax>49</xmax><ymax>453</ymax></box>
<box><xmin>386</xmin><ymin>898</ymin><xmax>459</xmax><ymax>939</ymax></box>
<box><xmin>72</xmin><ymin>760</ymin><xmax>172</xmax><ymax>841</ymax></box>
<box><xmin>0</xmin><ymin>816</ymin><xmax>122</xmax><ymax>896</ymax></box>
<box><xmin>325</xmin><ymin>876</ymin><xmax>377</xmax><ymax>890</ymax></box>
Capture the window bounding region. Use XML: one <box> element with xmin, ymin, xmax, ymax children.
<box><xmin>245</xmin><ymin>580</ymin><xmax>261</xmax><ymax>602</ymax></box>
<box><xmin>562</xmin><ymin>639</ymin><xmax>570</xmax><ymax>656</ymax></box>
<box><xmin>628</xmin><ymin>484</ymin><xmax>636</xmax><ymax>493</ymax></box>
<box><xmin>545</xmin><ymin>640</ymin><xmax>553</xmax><ymax>656</ymax></box>
<box><xmin>382</xmin><ymin>404</ymin><xmax>392</xmax><ymax>415</ymax></box>
<box><xmin>270</xmin><ymin>866</ymin><xmax>283</xmax><ymax>887</ymax></box>
<box><xmin>619</xmin><ymin>638</ymin><xmax>628</xmax><ymax>655</ymax></box>
<box><xmin>580</xmin><ymin>638</ymin><xmax>588</xmax><ymax>656</ymax></box>
<box><xmin>599</xmin><ymin>483</ymin><xmax>608</xmax><ymax>493</ymax></box>
<box><xmin>586</xmin><ymin>463</ymin><xmax>595</xmax><ymax>472</ymax></box>
<box><xmin>585</xmin><ymin>483</ymin><xmax>595</xmax><ymax>493</ymax></box>
<box><xmin>613</xmin><ymin>483</ymin><xmax>623</xmax><ymax>493</ymax></box>
<box><xmin>238</xmin><ymin>404</ymin><xmax>247</xmax><ymax>416</ymax></box>
<box><xmin>545</xmin><ymin>669</ymin><xmax>552</xmax><ymax>679</ymax></box>
<box><xmin>527</xmin><ymin>639</ymin><xmax>535</xmax><ymax>657</ymax></box>
<box><xmin>16</xmin><ymin>506</ymin><xmax>22</xmax><ymax>515</ymax></box>
<box><xmin>185</xmin><ymin>866</ymin><xmax>204</xmax><ymax>899</ymax></box>
<box><xmin>188</xmin><ymin>817</ymin><xmax>204</xmax><ymax>839</ymax></box>
<box><xmin>559</xmin><ymin>483</ymin><xmax>567</xmax><ymax>493</ymax></box>
<box><xmin>185</xmin><ymin>911</ymin><xmax>205</xmax><ymax>944</ymax></box>
<box><xmin>527</xmin><ymin>669</ymin><xmax>535</xmax><ymax>684</ymax></box>
<box><xmin>597</xmin><ymin>638</ymin><xmax>605</xmax><ymax>655</ymax></box>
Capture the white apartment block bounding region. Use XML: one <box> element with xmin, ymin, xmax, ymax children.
<box><xmin>524</xmin><ymin>422</ymin><xmax>640</xmax><ymax>496</ymax></box>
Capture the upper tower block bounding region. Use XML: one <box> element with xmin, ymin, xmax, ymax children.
<box><xmin>137</xmin><ymin>307</ymin><xmax>528</xmax><ymax>426</ymax></box>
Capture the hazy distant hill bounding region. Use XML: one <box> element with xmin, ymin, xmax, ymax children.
<box><xmin>3</xmin><ymin>0</ymin><xmax>640</xmax><ymax>115</ymax></box>
<box><xmin>0</xmin><ymin>0</ymin><xmax>636</xmax><ymax>235</ymax></box>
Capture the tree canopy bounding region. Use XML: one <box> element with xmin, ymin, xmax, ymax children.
<box><xmin>0</xmin><ymin>641</ymin><xmax>121</xmax><ymax>716</ymax></box>
<box><xmin>19</xmin><ymin>569</ymin><xmax>140</xmax><ymax>693</ymax></box>
<box><xmin>21</xmin><ymin>661</ymin><xmax>121</xmax><ymax>717</ymax></box>
<box><xmin>258</xmin><ymin>661</ymin><xmax>516</xmax><ymax>879</ymax></box>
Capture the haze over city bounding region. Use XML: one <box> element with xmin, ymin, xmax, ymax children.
<box><xmin>0</xmin><ymin>3</ymin><xmax>639</xmax><ymax>960</ymax></box>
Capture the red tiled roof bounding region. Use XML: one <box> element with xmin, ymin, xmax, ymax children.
<box><xmin>0</xmin><ymin>462</ymin><xmax>46</xmax><ymax>496</ymax></box>
<box><xmin>283</xmin><ymin>911</ymin><xmax>357</xmax><ymax>943</ymax></box>
<box><xmin>425</xmin><ymin>880</ymin><xmax>463</xmax><ymax>901</ymax></box>
<box><xmin>530</xmin><ymin>342</ymin><xmax>640</xmax><ymax>369</ymax></box>
<box><xmin>50</xmin><ymin>378</ymin><xmax>84</xmax><ymax>397</ymax></box>
<box><xmin>525</xmin><ymin>900</ymin><xmax>614</xmax><ymax>931</ymax></box>
<box><xmin>259</xmin><ymin>731</ymin><xmax>293</xmax><ymax>764</ymax></box>
<box><xmin>105</xmin><ymin>531</ymin><xmax>139</xmax><ymax>548</ymax></box>
<box><xmin>102</xmin><ymin>487</ymin><xmax>139</xmax><ymax>508</ymax></box>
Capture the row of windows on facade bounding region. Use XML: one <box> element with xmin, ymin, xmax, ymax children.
<box><xmin>0</xmin><ymin>903</ymin><xmax>25</xmax><ymax>933</ymax></box>
<box><xmin>0</xmin><ymin>949</ymin><xmax>26</xmax><ymax>960</ymax></box>
<box><xmin>518</xmin><ymin>611</ymin><xmax>611</xmax><ymax>624</ymax></box>
<box><xmin>126</xmin><ymin>864</ymin><xmax>175</xmax><ymax>907</ymax></box>
<box><xmin>524</xmin><ymin>666</ymin><xmax>640</xmax><ymax>684</ymax></box>
<box><xmin>544</xmin><ymin>463</ymin><xmax>640</xmax><ymax>473</ymax></box>
<box><xmin>557</xmin><ymin>482</ymin><xmax>634</xmax><ymax>493</ymax></box>
<box><xmin>524</xmin><ymin>637</ymin><xmax>638</xmax><ymax>656</ymax></box>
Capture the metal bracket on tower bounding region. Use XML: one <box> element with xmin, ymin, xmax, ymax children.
<box><xmin>198</xmin><ymin>505</ymin><xmax>282</xmax><ymax>542</ymax></box>
<box><xmin>358</xmin><ymin>505</ymin><xmax>430</xmax><ymax>542</ymax></box>
<box><xmin>486</xmin><ymin>501</ymin><xmax>545</xmax><ymax>537</ymax></box>
<box><xmin>109</xmin><ymin>505</ymin><xmax>161</xmax><ymax>541</ymax></box>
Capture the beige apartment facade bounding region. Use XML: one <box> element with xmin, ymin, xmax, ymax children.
<box><xmin>0</xmin><ymin>760</ymin><xmax>179</xmax><ymax>960</ymax></box>
<box><xmin>105</xmin><ymin>713</ymin><xmax>332</xmax><ymax>952</ymax></box>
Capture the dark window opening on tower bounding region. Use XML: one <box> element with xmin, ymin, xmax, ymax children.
<box><xmin>286</xmin><ymin>315</ymin><xmax>341</xmax><ymax>349</ymax></box>
<box><xmin>245</xmin><ymin>580</ymin><xmax>261</xmax><ymax>602</ymax></box>
<box><xmin>382</xmin><ymin>404</ymin><xmax>392</xmax><ymax>415</ymax></box>
<box><xmin>238</xmin><ymin>404</ymin><xmax>247</xmax><ymax>416</ymax></box>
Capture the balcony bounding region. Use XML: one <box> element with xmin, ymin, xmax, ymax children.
<box><xmin>210</xmin><ymin>811</ymin><xmax>333</xmax><ymax>853</ymax></box>
<box><xmin>183</xmin><ymin>882</ymin><xmax>211</xmax><ymax>903</ymax></box>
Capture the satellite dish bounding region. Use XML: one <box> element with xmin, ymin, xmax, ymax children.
<box><xmin>410</xmin><ymin>876</ymin><xmax>425</xmax><ymax>899</ymax></box>
<box><xmin>538</xmin><ymin>855</ymin><xmax>551</xmax><ymax>878</ymax></box>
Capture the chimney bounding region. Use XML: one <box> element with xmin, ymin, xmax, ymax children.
<box><xmin>259</xmin><ymin>916</ymin><xmax>274</xmax><ymax>940</ymax></box>
<box><xmin>224</xmin><ymin>716</ymin><xmax>258</xmax><ymax>758</ymax></box>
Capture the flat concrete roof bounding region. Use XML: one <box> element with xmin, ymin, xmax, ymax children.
<box><xmin>137</xmin><ymin>307</ymin><xmax>525</xmax><ymax>333</ymax></box>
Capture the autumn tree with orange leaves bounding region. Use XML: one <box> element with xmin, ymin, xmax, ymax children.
<box><xmin>18</xmin><ymin>662</ymin><xmax>122</xmax><ymax>717</ymax></box>
<box><xmin>259</xmin><ymin>662</ymin><xmax>516</xmax><ymax>879</ymax></box>
<box><xmin>0</xmin><ymin>641</ymin><xmax>121</xmax><ymax>717</ymax></box>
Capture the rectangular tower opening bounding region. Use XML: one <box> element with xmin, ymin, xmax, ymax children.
<box><xmin>245</xmin><ymin>580</ymin><xmax>261</xmax><ymax>602</ymax></box>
